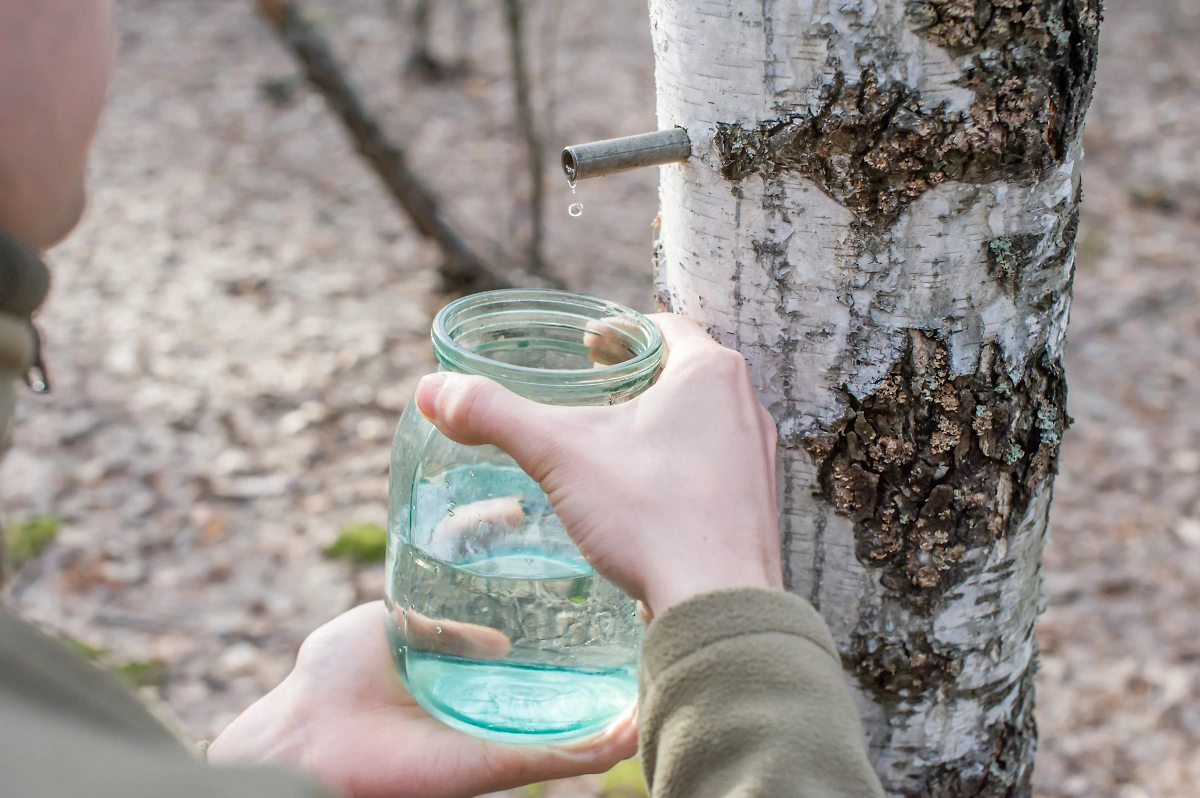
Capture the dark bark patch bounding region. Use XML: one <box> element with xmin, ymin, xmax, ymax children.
<box><xmin>712</xmin><ymin>1</ymin><xmax>1101</xmax><ymax>239</ymax></box>
<box><xmin>849</xmin><ymin>625</ymin><xmax>963</xmax><ymax>695</ymax></box>
<box><xmin>752</xmin><ymin>237</ymin><xmax>792</xmax><ymax>283</ymax></box>
<box><xmin>806</xmin><ymin>336</ymin><xmax>1063</xmax><ymax>748</ymax></box>
<box><xmin>986</xmin><ymin>234</ymin><xmax>1035</xmax><ymax>294</ymax></box>
<box><xmin>809</xmin><ymin>332</ymin><xmax>1067</xmax><ymax>597</ymax></box>
<box><xmin>806</xmin><ymin>333</ymin><xmax>1061</xmax><ymax>788</ymax></box>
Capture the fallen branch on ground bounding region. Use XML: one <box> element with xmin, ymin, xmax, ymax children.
<box><xmin>257</xmin><ymin>0</ymin><xmax>507</xmax><ymax>295</ymax></box>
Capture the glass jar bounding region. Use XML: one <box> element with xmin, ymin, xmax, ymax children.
<box><xmin>385</xmin><ymin>289</ymin><xmax>663</xmax><ymax>744</ymax></box>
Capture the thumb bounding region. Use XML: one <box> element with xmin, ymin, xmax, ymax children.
<box><xmin>414</xmin><ymin>372</ymin><xmax>570</xmax><ymax>479</ymax></box>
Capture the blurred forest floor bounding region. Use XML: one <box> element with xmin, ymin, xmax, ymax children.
<box><xmin>2</xmin><ymin>1</ymin><xmax>1198</xmax><ymax>797</ymax></box>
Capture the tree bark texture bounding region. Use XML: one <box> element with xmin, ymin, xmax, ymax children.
<box><xmin>647</xmin><ymin>2</ymin><xmax>1100</xmax><ymax>796</ymax></box>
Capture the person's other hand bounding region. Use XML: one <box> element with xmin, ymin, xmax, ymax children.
<box><xmin>413</xmin><ymin>313</ymin><xmax>782</xmax><ymax>617</ymax></box>
<box><xmin>207</xmin><ymin>602</ymin><xmax>636</xmax><ymax>798</ymax></box>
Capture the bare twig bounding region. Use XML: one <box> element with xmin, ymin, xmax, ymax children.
<box><xmin>503</xmin><ymin>0</ymin><xmax>551</xmax><ymax>280</ymax></box>
<box><xmin>453</xmin><ymin>0</ymin><xmax>477</xmax><ymax>69</ymax></box>
<box><xmin>408</xmin><ymin>0</ymin><xmax>436</xmax><ymax>76</ymax></box>
<box><xmin>402</xmin><ymin>0</ymin><xmax>468</xmax><ymax>82</ymax></box>
<box><xmin>257</xmin><ymin>0</ymin><xmax>506</xmax><ymax>294</ymax></box>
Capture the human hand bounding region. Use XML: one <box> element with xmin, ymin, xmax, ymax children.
<box><xmin>412</xmin><ymin>313</ymin><xmax>782</xmax><ymax>617</ymax></box>
<box><xmin>207</xmin><ymin>602</ymin><xmax>636</xmax><ymax>798</ymax></box>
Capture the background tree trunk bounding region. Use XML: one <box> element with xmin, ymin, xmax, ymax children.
<box><xmin>647</xmin><ymin>2</ymin><xmax>1100</xmax><ymax>795</ymax></box>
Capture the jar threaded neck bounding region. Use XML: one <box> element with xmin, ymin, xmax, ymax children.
<box><xmin>431</xmin><ymin>290</ymin><xmax>663</xmax><ymax>405</ymax></box>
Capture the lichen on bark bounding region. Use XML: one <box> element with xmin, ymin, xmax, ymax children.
<box><xmin>803</xmin><ymin>332</ymin><xmax>1065</xmax><ymax>794</ymax></box>
<box><xmin>986</xmin><ymin>235</ymin><xmax>1033</xmax><ymax>294</ymax></box>
<box><xmin>810</xmin><ymin>333</ymin><xmax>1066</xmax><ymax>595</ymax></box>
<box><xmin>712</xmin><ymin>0</ymin><xmax>1101</xmax><ymax>237</ymax></box>
<box><xmin>806</xmin><ymin>332</ymin><xmax>1066</xmax><ymax>696</ymax></box>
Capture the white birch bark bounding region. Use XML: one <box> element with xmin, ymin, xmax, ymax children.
<box><xmin>646</xmin><ymin>1</ymin><xmax>1100</xmax><ymax>795</ymax></box>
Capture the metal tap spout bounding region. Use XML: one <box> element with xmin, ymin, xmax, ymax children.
<box><xmin>561</xmin><ymin>128</ymin><xmax>691</xmax><ymax>182</ymax></box>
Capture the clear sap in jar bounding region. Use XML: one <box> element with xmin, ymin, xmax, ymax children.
<box><xmin>384</xmin><ymin>290</ymin><xmax>663</xmax><ymax>743</ymax></box>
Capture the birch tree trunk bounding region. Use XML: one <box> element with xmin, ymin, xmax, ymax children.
<box><xmin>647</xmin><ymin>2</ymin><xmax>1100</xmax><ymax>795</ymax></box>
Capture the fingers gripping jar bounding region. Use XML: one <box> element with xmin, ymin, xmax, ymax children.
<box><xmin>385</xmin><ymin>290</ymin><xmax>663</xmax><ymax>743</ymax></box>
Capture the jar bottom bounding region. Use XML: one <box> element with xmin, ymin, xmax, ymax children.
<box><xmin>399</xmin><ymin>650</ymin><xmax>636</xmax><ymax>744</ymax></box>
<box><xmin>386</xmin><ymin>458</ymin><xmax>642</xmax><ymax>744</ymax></box>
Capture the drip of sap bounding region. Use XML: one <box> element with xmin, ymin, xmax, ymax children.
<box><xmin>567</xmin><ymin>178</ymin><xmax>582</xmax><ymax>216</ymax></box>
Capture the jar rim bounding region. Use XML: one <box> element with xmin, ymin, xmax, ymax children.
<box><xmin>431</xmin><ymin>289</ymin><xmax>663</xmax><ymax>396</ymax></box>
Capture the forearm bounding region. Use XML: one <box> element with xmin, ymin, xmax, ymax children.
<box><xmin>638</xmin><ymin>588</ymin><xmax>884</xmax><ymax>798</ymax></box>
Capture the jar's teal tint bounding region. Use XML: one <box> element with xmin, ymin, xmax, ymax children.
<box><xmin>385</xmin><ymin>290</ymin><xmax>663</xmax><ymax>744</ymax></box>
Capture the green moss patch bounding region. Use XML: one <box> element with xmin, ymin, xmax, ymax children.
<box><xmin>324</xmin><ymin>522</ymin><xmax>387</xmax><ymax>563</ymax></box>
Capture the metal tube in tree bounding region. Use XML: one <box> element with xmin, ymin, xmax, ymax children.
<box><xmin>561</xmin><ymin>128</ymin><xmax>691</xmax><ymax>182</ymax></box>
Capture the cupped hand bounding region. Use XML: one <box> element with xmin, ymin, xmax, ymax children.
<box><xmin>207</xmin><ymin>602</ymin><xmax>636</xmax><ymax>798</ymax></box>
<box><xmin>413</xmin><ymin>313</ymin><xmax>782</xmax><ymax>617</ymax></box>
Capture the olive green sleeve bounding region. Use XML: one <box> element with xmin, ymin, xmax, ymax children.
<box><xmin>0</xmin><ymin>609</ymin><xmax>336</xmax><ymax>798</ymax></box>
<box><xmin>638</xmin><ymin>588</ymin><xmax>885</xmax><ymax>798</ymax></box>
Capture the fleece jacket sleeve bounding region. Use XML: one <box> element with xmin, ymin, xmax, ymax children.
<box><xmin>638</xmin><ymin>588</ymin><xmax>885</xmax><ymax>798</ymax></box>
